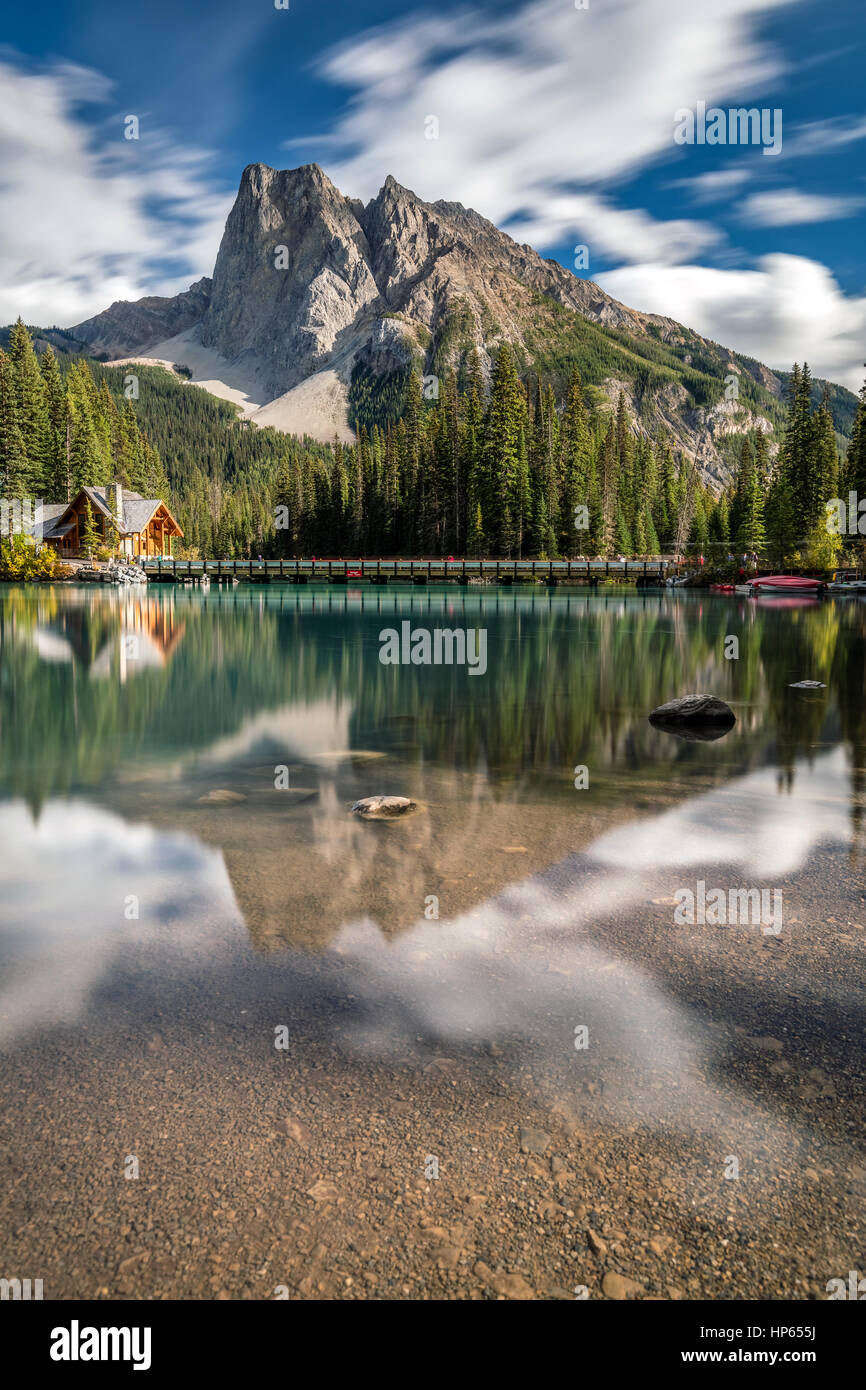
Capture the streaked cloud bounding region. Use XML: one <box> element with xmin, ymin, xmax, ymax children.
<box><xmin>505</xmin><ymin>193</ymin><xmax>722</xmax><ymax>266</ymax></box>
<box><xmin>671</xmin><ymin>168</ymin><xmax>753</xmax><ymax>204</ymax></box>
<box><xmin>317</xmin><ymin>0</ymin><xmax>793</xmax><ymax>254</ymax></box>
<box><xmin>739</xmin><ymin>188</ymin><xmax>866</xmax><ymax>226</ymax></box>
<box><xmin>784</xmin><ymin>115</ymin><xmax>866</xmax><ymax>157</ymax></box>
<box><xmin>0</xmin><ymin>55</ymin><xmax>232</xmax><ymax>325</ymax></box>
<box><xmin>597</xmin><ymin>253</ymin><xmax>866</xmax><ymax>391</ymax></box>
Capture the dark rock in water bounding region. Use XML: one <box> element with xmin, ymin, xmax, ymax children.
<box><xmin>650</xmin><ymin>694</ymin><xmax>736</xmax><ymax>724</ymax></box>
<box><xmin>649</xmin><ymin>694</ymin><xmax>736</xmax><ymax>741</ymax></box>
<box><xmin>351</xmin><ymin>795</ymin><xmax>416</xmax><ymax>819</ymax></box>
<box><xmin>789</xmin><ymin>680</ymin><xmax>826</xmax><ymax>689</ymax></box>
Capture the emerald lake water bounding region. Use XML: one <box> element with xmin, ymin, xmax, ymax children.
<box><xmin>1</xmin><ymin>583</ymin><xmax>864</xmax><ymax>968</ymax></box>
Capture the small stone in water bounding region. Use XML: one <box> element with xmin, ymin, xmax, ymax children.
<box><xmin>351</xmin><ymin>796</ymin><xmax>416</xmax><ymax>819</ymax></box>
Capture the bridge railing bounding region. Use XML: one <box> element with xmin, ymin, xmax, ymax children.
<box><xmin>140</xmin><ymin>557</ymin><xmax>672</xmax><ymax>579</ymax></box>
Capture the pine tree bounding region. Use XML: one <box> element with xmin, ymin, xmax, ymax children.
<box><xmin>7</xmin><ymin>319</ymin><xmax>47</xmax><ymax>493</ymax></box>
<box><xmin>0</xmin><ymin>350</ymin><xmax>30</xmax><ymax>500</ymax></box>
<box><xmin>735</xmin><ymin>453</ymin><xmax>765</xmax><ymax>554</ymax></box>
<box><xmin>330</xmin><ymin>441</ymin><xmax>350</xmax><ymax>552</ymax></box>
<box><xmin>514</xmin><ymin>421</ymin><xmax>531</xmax><ymax>557</ymax></box>
<box><xmin>780</xmin><ymin>362</ymin><xmax>816</xmax><ymax>543</ymax></box>
<box><xmin>614</xmin><ymin>391</ymin><xmax>635</xmax><ymax>539</ymax></box>
<box><xmin>846</xmin><ymin>372</ymin><xmax>866</xmax><ymax>499</ymax></box>
<box><xmin>66</xmin><ymin>363</ymin><xmax>106</xmax><ymax>492</ymax></box>
<box><xmin>39</xmin><ymin>345</ymin><xmax>67</xmax><ymax>501</ymax></box>
<box><xmin>467</xmin><ymin>501</ymin><xmax>484</xmax><ymax>558</ymax></box>
<box><xmin>709</xmin><ymin>493</ymin><xmax>731</xmax><ymax>553</ymax></box>
<box><xmin>105</xmin><ymin>482</ymin><xmax>122</xmax><ymax>554</ymax></box>
<box><xmin>689</xmin><ymin>491</ymin><xmax>710</xmax><ymax>555</ymax></box>
<box><xmin>599</xmin><ymin>419</ymin><xmax>617</xmax><ymax>555</ymax></box>
<box><xmin>808</xmin><ymin>388</ymin><xmax>838</xmax><ymax>543</ymax></box>
<box><xmin>482</xmin><ymin>345</ymin><xmax>525</xmax><ymax>555</ymax></box>
<box><xmin>79</xmin><ymin>499</ymin><xmax>100</xmax><ymax>558</ymax></box>
<box><xmin>766</xmin><ymin>468</ymin><xmax>796</xmax><ymax>566</ymax></box>
<box><xmin>461</xmin><ymin>355</ymin><xmax>485</xmax><ymax>556</ymax></box>
<box><xmin>400</xmin><ymin>370</ymin><xmax>424</xmax><ymax>552</ymax></box>
<box><xmin>672</xmin><ymin>458</ymin><xmax>697</xmax><ymax>558</ymax></box>
<box><xmin>558</xmin><ymin>367</ymin><xmax>591</xmax><ymax>555</ymax></box>
<box><xmin>273</xmin><ymin>457</ymin><xmax>295</xmax><ymax>554</ymax></box>
<box><xmin>353</xmin><ymin>428</ymin><xmax>370</xmax><ymax>552</ymax></box>
<box><xmin>655</xmin><ymin>444</ymin><xmax>677</xmax><ymax>551</ymax></box>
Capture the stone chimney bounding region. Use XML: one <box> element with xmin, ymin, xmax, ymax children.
<box><xmin>111</xmin><ymin>482</ymin><xmax>124</xmax><ymax>531</ymax></box>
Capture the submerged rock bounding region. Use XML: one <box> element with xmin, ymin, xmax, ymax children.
<box><xmin>649</xmin><ymin>694</ymin><xmax>735</xmax><ymax>740</ymax></box>
<box><xmin>602</xmin><ymin>1271</ymin><xmax>644</xmax><ymax>1300</ymax></box>
<box><xmin>519</xmin><ymin>1126</ymin><xmax>551</xmax><ymax>1155</ymax></box>
<box><xmin>789</xmin><ymin>680</ymin><xmax>826</xmax><ymax>689</ymax></box>
<box><xmin>351</xmin><ymin>795</ymin><xmax>416</xmax><ymax>819</ymax></box>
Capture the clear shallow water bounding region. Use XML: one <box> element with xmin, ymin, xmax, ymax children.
<box><xmin>1</xmin><ymin>583</ymin><xmax>865</xmax><ymax>1300</ymax></box>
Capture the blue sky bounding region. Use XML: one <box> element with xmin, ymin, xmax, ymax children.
<box><xmin>1</xmin><ymin>0</ymin><xmax>865</xmax><ymax>388</ymax></box>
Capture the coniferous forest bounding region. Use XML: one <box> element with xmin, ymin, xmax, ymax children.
<box><xmin>1</xmin><ymin>319</ymin><xmax>865</xmax><ymax>568</ymax></box>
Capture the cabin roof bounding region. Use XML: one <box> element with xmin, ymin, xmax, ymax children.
<box><xmin>40</xmin><ymin>504</ymin><xmax>71</xmax><ymax>537</ymax></box>
<box><xmin>122</xmin><ymin>498</ymin><xmax>161</xmax><ymax>533</ymax></box>
<box><xmin>44</xmin><ymin>487</ymin><xmax>183</xmax><ymax>538</ymax></box>
<box><xmin>41</xmin><ymin>503</ymin><xmax>69</xmax><ymax>522</ymax></box>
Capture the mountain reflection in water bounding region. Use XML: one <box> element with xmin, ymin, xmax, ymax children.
<box><xmin>1</xmin><ymin>582</ymin><xmax>864</xmax><ymax>1014</ymax></box>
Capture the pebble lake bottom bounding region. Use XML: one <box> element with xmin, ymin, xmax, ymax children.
<box><xmin>1</xmin><ymin>582</ymin><xmax>864</xmax><ymax>1303</ymax></box>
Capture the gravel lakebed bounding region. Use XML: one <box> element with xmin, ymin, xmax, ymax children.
<box><xmin>2</xmin><ymin>830</ymin><xmax>863</xmax><ymax>1301</ymax></box>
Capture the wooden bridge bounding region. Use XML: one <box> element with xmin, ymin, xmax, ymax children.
<box><xmin>141</xmin><ymin>557</ymin><xmax>673</xmax><ymax>584</ymax></box>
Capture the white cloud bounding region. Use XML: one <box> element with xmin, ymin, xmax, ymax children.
<box><xmin>318</xmin><ymin>0</ymin><xmax>793</xmax><ymax>245</ymax></box>
<box><xmin>0</xmin><ymin>57</ymin><xmax>232</xmax><ymax>326</ymax></box>
<box><xmin>784</xmin><ymin>115</ymin><xmax>866</xmax><ymax>157</ymax></box>
<box><xmin>739</xmin><ymin>189</ymin><xmax>865</xmax><ymax>226</ymax></box>
<box><xmin>597</xmin><ymin>254</ymin><xmax>866</xmax><ymax>391</ymax></box>
<box><xmin>505</xmin><ymin>193</ymin><xmax>721</xmax><ymax>265</ymax></box>
<box><xmin>671</xmin><ymin>168</ymin><xmax>753</xmax><ymax>203</ymax></box>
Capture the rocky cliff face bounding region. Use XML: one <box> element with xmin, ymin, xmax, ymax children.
<box><xmin>70</xmin><ymin>277</ymin><xmax>212</xmax><ymax>359</ymax></box>
<box><xmin>199</xmin><ymin>164</ymin><xmax>381</xmax><ymax>396</ymax></box>
<box><xmin>65</xmin><ymin>161</ymin><xmax>799</xmax><ymax>480</ymax></box>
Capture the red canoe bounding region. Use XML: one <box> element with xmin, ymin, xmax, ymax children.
<box><xmin>747</xmin><ymin>575</ymin><xmax>824</xmax><ymax>594</ymax></box>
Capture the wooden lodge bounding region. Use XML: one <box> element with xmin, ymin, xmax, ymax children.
<box><xmin>41</xmin><ymin>484</ymin><xmax>183</xmax><ymax>559</ymax></box>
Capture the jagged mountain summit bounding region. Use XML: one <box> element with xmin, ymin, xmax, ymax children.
<box><xmin>66</xmin><ymin>162</ymin><xmax>808</xmax><ymax>481</ymax></box>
